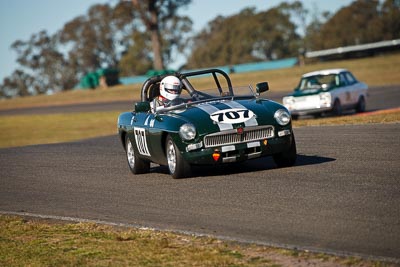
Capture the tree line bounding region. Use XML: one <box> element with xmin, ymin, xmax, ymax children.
<box><xmin>1</xmin><ymin>0</ymin><xmax>399</xmax><ymax>98</ymax></box>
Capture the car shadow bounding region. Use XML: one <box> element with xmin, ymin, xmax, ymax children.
<box><xmin>150</xmin><ymin>154</ymin><xmax>336</xmax><ymax>179</ymax></box>
<box><xmin>294</xmin><ymin>153</ymin><xmax>336</xmax><ymax>166</ymax></box>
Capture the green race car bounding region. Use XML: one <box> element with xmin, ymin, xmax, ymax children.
<box><xmin>118</xmin><ymin>69</ymin><xmax>296</xmax><ymax>178</ymax></box>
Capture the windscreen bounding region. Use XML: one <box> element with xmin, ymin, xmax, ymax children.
<box><xmin>299</xmin><ymin>74</ymin><xmax>338</xmax><ymax>90</ymax></box>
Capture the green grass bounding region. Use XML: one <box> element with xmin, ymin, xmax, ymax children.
<box><xmin>0</xmin><ymin>215</ymin><xmax>393</xmax><ymax>267</ymax></box>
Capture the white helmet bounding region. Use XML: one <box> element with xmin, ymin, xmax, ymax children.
<box><xmin>160</xmin><ymin>76</ymin><xmax>182</xmax><ymax>101</ymax></box>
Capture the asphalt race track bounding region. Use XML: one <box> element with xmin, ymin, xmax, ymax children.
<box><xmin>1</xmin><ymin>123</ymin><xmax>399</xmax><ymax>262</ymax></box>
<box><xmin>1</xmin><ymin>84</ymin><xmax>400</xmax><ymax>262</ymax></box>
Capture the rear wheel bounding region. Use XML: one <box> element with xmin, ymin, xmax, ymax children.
<box><xmin>166</xmin><ymin>135</ymin><xmax>191</xmax><ymax>179</ymax></box>
<box><xmin>125</xmin><ymin>136</ymin><xmax>150</xmax><ymax>174</ymax></box>
<box><xmin>273</xmin><ymin>134</ymin><xmax>297</xmax><ymax>168</ymax></box>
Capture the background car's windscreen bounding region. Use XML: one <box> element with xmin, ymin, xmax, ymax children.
<box><xmin>299</xmin><ymin>74</ymin><xmax>338</xmax><ymax>90</ymax></box>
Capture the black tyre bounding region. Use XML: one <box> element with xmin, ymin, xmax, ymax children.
<box><xmin>165</xmin><ymin>135</ymin><xmax>191</xmax><ymax>179</ymax></box>
<box><xmin>356</xmin><ymin>96</ymin><xmax>366</xmax><ymax>113</ymax></box>
<box><xmin>273</xmin><ymin>134</ymin><xmax>297</xmax><ymax>168</ymax></box>
<box><xmin>332</xmin><ymin>99</ymin><xmax>342</xmax><ymax>116</ymax></box>
<box><xmin>313</xmin><ymin>112</ymin><xmax>322</xmax><ymax>118</ymax></box>
<box><xmin>125</xmin><ymin>135</ymin><xmax>150</xmax><ymax>174</ymax></box>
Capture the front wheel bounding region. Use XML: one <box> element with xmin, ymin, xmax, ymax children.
<box><xmin>356</xmin><ymin>96</ymin><xmax>366</xmax><ymax>113</ymax></box>
<box><xmin>165</xmin><ymin>135</ymin><xmax>191</xmax><ymax>179</ymax></box>
<box><xmin>273</xmin><ymin>135</ymin><xmax>297</xmax><ymax>168</ymax></box>
<box><xmin>125</xmin><ymin>136</ymin><xmax>150</xmax><ymax>174</ymax></box>
<box><xmin>332</xmin><ymin>99</ymin><xmax>342</xmax><ymax>116</ymax></box>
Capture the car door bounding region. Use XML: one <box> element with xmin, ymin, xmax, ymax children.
<box><xmin>131</xmin><ymin>112</ymin><xmax>153</xmax><ymax>158</ymax></box>
<box><xmin>336</xmin><ymin>73</ymin><xmax>351</xmax><ymax>107</ymax></box>
<box><xmin>344</xmin><ymin>71</ymin><xmax>360</xmax><ymax>105</ymax></box>
<box><xmin>140</xmin><ymin>111</ymin><xmax>169</xmax><ymax>164</ymax></box>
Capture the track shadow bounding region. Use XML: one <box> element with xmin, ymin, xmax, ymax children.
<box><xmin>150</xmin><ymin>154</ymin><xmax>336</xmax><ymax>178</ymax></box>
<box><xmin>294</xmin><ymin>153</ymin><xmax>336</xmax><ymax>166</ymax></box>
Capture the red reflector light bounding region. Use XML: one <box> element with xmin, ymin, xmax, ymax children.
<box><xmin>212</xmin><ymin>152</ymin><xmax>220</xmax><ymax>162</ymax></box>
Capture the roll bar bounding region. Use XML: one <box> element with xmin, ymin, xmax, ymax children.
<box><xmin>140</xmin><ymin>68</ymin><xmax>233</xmax><ymax>102</ymax></box>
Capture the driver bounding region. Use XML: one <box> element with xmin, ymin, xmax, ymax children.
<box><xmin>151</xmin><ymin>76</ymin><xmax>182</xmax><ymax>112</ymax></box>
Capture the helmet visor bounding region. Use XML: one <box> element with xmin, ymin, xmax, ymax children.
<box><xmin>165</xmin><ymin>84</ymin><xmax>181</xmax><ymax>94</ymax></box>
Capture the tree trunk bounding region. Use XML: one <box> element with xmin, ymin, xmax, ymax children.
<box><xmin>149</xmin><ymin>8</ymin><xmax>164</xmax><ymax>70</ymax></box>
<box><xmin>132</xmin><ymin>0</ymin><xmax>164</xmax><ymax>70</ymax></box>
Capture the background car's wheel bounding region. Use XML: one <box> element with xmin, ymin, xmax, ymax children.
<box><xmin>332</xmin><ymin>99</ymin><xmax>342</xmax><ymax>116</ymax></box>
<box><xmin>313</xmin><ymin>112</ymin><xmax>322</xmax><ymax>118</ymax></box>
<box><xmin>273</xmin><ymin>134</ymin><xmax>297</xmax><ymax>168</ymax></box>
<box><xmin>291</xmin><ymin>114</ymin><xmax>299</xmax><ymax>120</ymax></box>
<box><xmin>125</xmin><ymin>136</ymin><xmax>150</xmax><ymax>174</ymax></box>
<box><xmin>165</xmin><ymin>135</ymin><xmax>191</xmax><ymax>179</ymax></box>
<box><xmin>356</xmin><ymin>96</ymin><xmax>366</xmax><ymax>113</ymax></box>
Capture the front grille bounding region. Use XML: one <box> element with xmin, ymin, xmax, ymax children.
<box><xmin>204</xmin><ymin>125</ymin><xmax>274</xmax><ymax>148</ymax></box>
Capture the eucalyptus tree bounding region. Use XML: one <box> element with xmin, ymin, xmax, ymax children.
<box><xmin>129</xmin><ymin>0</ymin><xmax>192</xmax><ymax>71</ymax></box>
<box><xmin>380</xmin><ymin>0</ymin><xmax>400</xmax><ymax>40</ymax></box>
<box><xmin>0</xmin><ymin>70</ymin><xmax>33</xmax><ymax>97</ymax></box>
<box><xmin>9</xmin><ymin>30</ymin><xmax>76</xmax><ymax>95</ymax></box>
<box><xmin>307</xmin><ymin>0</ymin><xmax>400</xmax><ymax>50</ymax></box>
<box><xmin>59</xmin><ymin>3</ymin><xmax>135</xmax><ymax>74</ymax></box>
<box><xmin>186</xmin><ymin>4</ymin><xmax>301</xmax><ymax>69</ymax></box>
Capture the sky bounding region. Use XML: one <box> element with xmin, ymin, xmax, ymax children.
<box><xmin>0</xmin><ymin>0</ymin><xmax>354</xmax><ymax>82</ymax></box>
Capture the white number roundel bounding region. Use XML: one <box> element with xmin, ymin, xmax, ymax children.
<box><xmin>210</xmin><ymin>108</ymin><xmax>254</xmax><ymax>124</ymax></box>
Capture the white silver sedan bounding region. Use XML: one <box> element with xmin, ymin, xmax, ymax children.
<box><xmin>282</xmin><ymin>69</ymin><xmax>368</xmax><ymax>119</ymax></box>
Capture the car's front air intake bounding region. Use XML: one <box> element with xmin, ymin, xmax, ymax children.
<box><xmin>203</xmin><ymin>125</ymin><xmax>274</xmax><ymax>148</ymax></box>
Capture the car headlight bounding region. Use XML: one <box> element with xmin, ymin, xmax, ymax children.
<box><xmin>283</xmin><ymin>96</ymin><xmax>295</xmax><ymax>105</ymax></box>
<box><xmin>319</xmin><ymin>92</ymin><xmax>331</xmax><ymax>107</ymax></box>
<box><xmin>179</xmin><ymin>123</ymin><xmax>196</xmax><ymax>141</ymax></box>
<box><xmin>274</xmin><ymin>109</ymin><xmax>291</xmax><ymax>126</ymax></box>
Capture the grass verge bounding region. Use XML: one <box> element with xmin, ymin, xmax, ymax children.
<box><xmin>292</xmin><ymin>109</ymin><xmax>400</xmax><ymax>128</ymax></box>
<box><xmin>0</xmin><ymin>111</ymin><xmax>122</xmax><ymax>148</ymax></box>
<box><xmin>0</xmin><ymin>215</ymin><xmax>395</xmax><ymax>267</ymax></box>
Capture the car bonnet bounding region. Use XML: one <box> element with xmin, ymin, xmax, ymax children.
<box><xmin>168</xmin><ymin>99</ymin><xmax>279</xmax><ymax>134</ymax></box>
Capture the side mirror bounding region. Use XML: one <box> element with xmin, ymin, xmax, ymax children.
<box><xmin>135</xmin><ymin>101</ymin><xmax>151</xmax><ymax>113</ymax></box>
<box><xmin>256</xmin><ymin>82</ymin><xmax>269</xmax><ymax>94</ymax></box>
